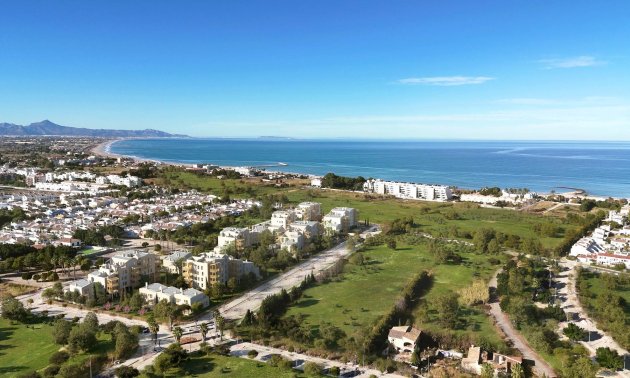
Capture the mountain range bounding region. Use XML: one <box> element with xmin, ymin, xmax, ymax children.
<box><xmin>0</xmin><ymin>120</ymin><xmax>187</xmax><ymax>138</ymax></box>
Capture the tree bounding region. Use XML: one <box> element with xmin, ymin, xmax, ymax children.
<box><xmin>173</xmin><ymin>326</ymin><xmax>183</xmax><ymax>344</ymax></box>
<box><xmin>199</xmin><ymin>322</ymin><xmax>209</xmax><ymax>342</ymax></box>
<box><xmin>1</xmin><ymin>296</ymin><xmax>28</xmax><ymax>321</ymax></box>
<box><xmin>68</xmin><ymin>323</ymin><xmax>97</xmax><ymax>352</ymax></box>
<box><xmin>595</xmin><ymin>347</ymin><xmax>623</xmax><ymax>370</ymax></box>
<box><xmin>83</xmin><ymin>312</ymin><xmax>99</xmax><ymax>333</ymax></box>
<box><xmin>303</xmin><ymin>362</ymin><xmax>322</xmax><ymax>376</ymax></box>
<box><xmin>562</xmin><ymin>356</ymin><xmax>598</xmax><ymax>378</ymax></box>
<box><xmin>115</xmin><ymin>366</ymin><xmax>139</xmax><ymax>378</ymax></box>
<box><xmin>563</xmin><ymin>323</ymin><xmax>587</xmax><ymax>342</ymax></box>
<box><xmin>52</xmin><ymin>319</ymin><xmax>73</xmax><ymax>345</ymax></box>
<box><xmin>386</xmin><ymin>238</ymin><xmax>397</xmax><ymax>250</ymax></box>
<box><xmin>129</xmin><ymin>292</ymin><xmax>145</xmax><ymax>311</ymax></box>
<box><xmin>434</xmin><ymin>292</ymin><xmax>459</xmax><ymax>328</ymax></box>
<box><xmin>481</xmin><ymin>363</ymin><xmax>494</xmax><ymax>378</ymax></box>
<box><xmin>49</xmin><ymin>350</ymin><xmax>70</xmax><ymax>365</ymax></box>
<box><xmin>216</xmin><ymin>314</ymin><xmax>225</xmax><ymax>340</ymax></box>
<box><xmin>148</xmin><ymin>316</ymin><xmax>160</xmax><ymax>345</ymax></box>
<box><xmin>511</xmin><ymin>363</ymin><xmax>525</xmax><ymax>378</ymax></box>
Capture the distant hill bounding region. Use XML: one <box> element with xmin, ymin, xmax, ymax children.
<box><xmin>0</xmin><ymin>120</ymin><xmax>187</xmax><ymax>138</ymax></box>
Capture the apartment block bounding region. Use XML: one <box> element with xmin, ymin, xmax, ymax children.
<box><xmin>182</xmin><ymin>252</ymin><xmax>260</xmax><ymax>290</ymax></box>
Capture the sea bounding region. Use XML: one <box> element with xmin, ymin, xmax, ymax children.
<box><xmin>109</xmin><ymin>139</ymin><xmax>630</xmax><ymax>198</ymax></box>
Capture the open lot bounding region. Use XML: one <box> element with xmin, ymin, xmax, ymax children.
<box><xmin>285</xmin><ymin>242</ymin><xmax>507</xmax><ymax>346</ymax></box>
<box><xmin>143</xmin><ymin>353</ymin><xmax>314</xmax><ymax>378</ymax></box>
<box><xmin>0</xmin><ymin>318</ymin><xmax>59</xmax><ymax>376</ymax></box>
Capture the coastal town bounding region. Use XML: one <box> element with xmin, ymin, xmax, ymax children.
<box><xmin>0</xmin><ymin>135</ymin><xmax>627</xmax><ymax>378</ymax></box>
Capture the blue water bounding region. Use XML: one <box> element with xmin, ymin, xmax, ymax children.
<box><xmin>110</xmin><ymin>139</ymin><xmax>630</xmax><ymax>197</ymax></box>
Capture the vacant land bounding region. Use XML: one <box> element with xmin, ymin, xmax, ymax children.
<box><xmin>158</xmin><ymin>168</ymin><xmax>578</xmax><ymax>251</ymax></box>
<box><xmin>0</xmin><ymin>319</ymin><xmax>59</xmax><ymax>376</ymax></box>
<box><xmin>285</xmin><ymin>242</ymin><xmax>506</xmax><ymax>347</ymax></box>
<box><xmin>146</xmin><ymin>353</ymin><xmax>313</xmax><ymax>378</ymax></box>
<box><xmin>0</xmin><ymin>282</ymin><xmax>38</xmax><ymax>298</ymax></box>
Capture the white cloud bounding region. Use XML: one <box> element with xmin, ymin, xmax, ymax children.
<box><xmin>539</xmin><ymin>55</ymin><xmax>606</xmax><ymax>69</ymax></box>
<box><xmin>397</xmin><ymin>76</ymin><xmax>494</xmax><ymax>86</ymax></box>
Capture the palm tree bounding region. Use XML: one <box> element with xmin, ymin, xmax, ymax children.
<box><xmin>148</xmin><ymin>318</ymin><xmax>160</xmax><ymax>345</ymax></box>
<box><xmin>199</xmin><ymin>322</ymin><xmax>209</xmax><ymax>342</ymax></box>
<box><xmin>216</xmin><ymin>314</ymin><xmax>225</xmax><ymax>340</ymax></box>
<box><xmin>173</xmin><ymin>326</ymin><xmax>183</xmax><ymax>344</ymax></box>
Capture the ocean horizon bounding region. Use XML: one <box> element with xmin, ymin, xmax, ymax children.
<box><xmin>109</xmin><ymin>138</ymin><xmax>630</xmax><ymax>198</ymax></box>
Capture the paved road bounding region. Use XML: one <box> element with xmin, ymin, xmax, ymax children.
<box><xmin>488</xmin><ymin>268</ymin><xmax>557</xmax><ymax>378</ymax></box>
<box><xmin>556</xmin><ymin>259</ymin><xmax>630</xmax><ymax>377</ymax></box>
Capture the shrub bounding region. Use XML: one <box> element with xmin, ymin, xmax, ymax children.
<box><xmin>49</xmin><ymin>350</ymin><xmax>70</xmax><ymax>365</ymax></box>
<box><xmin>247</xmin><ymin>350</ymin><xmax>258</xmax><ymax>358</ymax></box>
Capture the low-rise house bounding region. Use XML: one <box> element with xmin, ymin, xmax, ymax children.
<box><xmin>139</xmin><ymin>282</ymin><xmax>210</xmax><ymax>309</ymax></box>
<box><xmin>388</xmin><ymin>325</ymin><xmax>422</xmax><ymax>354</ymax></box>
<box><xmin>461</xmin><ymin>345</ymin><xmax>522</xmax><ymax>376</ymax></box>
<box><xmin>64</xmin><ymin>278</ymin><xmax>94</xmax><ymax>298</ymax></box>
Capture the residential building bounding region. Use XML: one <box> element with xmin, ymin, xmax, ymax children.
<box><xmin>388</xmin><ymin>326</ymin><xmax>422</xmax><ymax>354</ymax></box>
<box><xmin>217</xmin><ymin>227</ymin><xmax>252</xmax><ymax>250</ymax></box>
<box><xmin>280</xmin><ymin>231</ymin><xmax>305</xmax><ymax>253</ymax></box>
<box><xmin>161</xmin><ymin>250</ymin><xmax>192</xmax><ymax>274</ymax></box>
<box><xmin>64</xmin><ymin>278</ymin><xmax>94</xmax><ymax>298</ymax></box>
<box><xmin>88</xmin><ymin>250</ymin><xmax>159</xmax><ymax>294</ymax></box>
<box><xmin>270</xmin><ymin>210</ymin><xmax>296</xmax><ymax>230</ymax></box>
<box><xmin>139</xmin><ymin>282</ymin><xmax>210</xmax><ymax>309</ymax></box>
<box><xmin>182</xmin><ymin>252</ymin><xmax>260</xmax><ymax>290</ymax></box>
<box><xmin>295</xmin><ymin>202</ymin><xmax>322</xmax><ymax>221</ymax></box>
<box><xmin>289</xmin><ymin>221</ymin><xmax>322</xmax><ymax>241</ymax></box>
<box><xmin>323</xmin><ymin>207</ymin><xmax>358</xmax><ymax>233</ymax></box>
<box><xmin>363</xmin><ymin>179</ymin><xmax>452</xmax><ymax>201</ymax></box>
<box><xmin>461</xmin><ymin>345</ymin><xmax>522</xmax><ymax>376</ymax></box>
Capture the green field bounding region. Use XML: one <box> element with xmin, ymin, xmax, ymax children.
<box><xmin>287</xmin><ymin>190</ymin><xmax>570</xmax><ymax>249</ymax></box>
<box><xmin>158</xmin><ymin>168</ymin><xmax>576</xmax><ymax>252</ymax></box>
<box><xmin>146</xmin><ymin>353</ymin><xmax>314</xmax><ymax>378</ymax></box>
<box><xmin>0</xmin><ymin>319</ymin><xmax>59</xmax><ymax>376</ymax></box>
<box><xmin>284</xmin><ymin>242</ymin><xmax>506</xmax><ymax>346</ymax></box>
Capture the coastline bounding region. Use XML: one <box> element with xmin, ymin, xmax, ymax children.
<box><xmin>91</xmin><ymin>138</ymin><xmax>623</xmax><ymax>200</ymax></box>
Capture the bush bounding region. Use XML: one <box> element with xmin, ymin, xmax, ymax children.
<box><xmin>42</xmin><ymin>365</ymin><xmax>60</xmax><ymax>378</ymax></box>
<box><xmin>303</xmin><ymin>362</ymin><xmax>322</xmax><ymax>376</ymax></box>
<box><xmin>49</xmin><ymin>350</ymin><xmax>70</xmax><ymax>365</ymax></box>
<box><xmin>247</xmin><ymin>350</ymin><xmax>258</xmax><ymax>358</ymax></box>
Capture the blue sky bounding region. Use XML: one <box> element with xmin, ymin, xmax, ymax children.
<box><xmin>0</xmin><ymin>1</ymin><xmax>629</xmax><ymax>139</ymax></box>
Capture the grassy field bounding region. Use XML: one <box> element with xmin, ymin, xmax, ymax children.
<box><xmin>146</xmin><ymin>353</ymin><xmax>314</xmax><ymax>378</ymax></box>
<box><xmin>0</xmin><ymin>282</ymin><xmax>38</xmax><ymax>298</ymax></box>
<box><xmin>287</xmin><ymin>189</ymin><xmax>571</xmax><ymax>249</ymax></box>
<box><xmin>284</xmin><ymin>242</ymin><xmax>506</xmax><ymax>346</ymax></box>
<box><xmin>156</xmin><ymin>169</ymin><xmax>577</xmax><ymax>251</ymax></box>
<box><xmin>0</xmin><ymin>318</ymin><xmax>59</xmax><ymax>377</ymax></box>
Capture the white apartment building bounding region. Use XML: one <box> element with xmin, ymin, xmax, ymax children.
<box><xmin>363</xmin><ymin>179</ymin><xmax>452</xmax><ymax>201</ymax></box>
<box><xmin>570</xmin><ymin>237</ymin><xmax>605</xmax><ymax>256</ymax></box>
<box><xmin>161</xmin><ymin>250</ymin><xmax>193</xmax><ymax>274</ymax></box>
<box><xmin>323</xmin><ymin>207</ymin><xmax>358</xmax><ymax>234</ymax></box>
<box><xmin>295</xmin><ymin>202</ymin><xmax>322</xmax><ymax>221</ymax></box>
<box><xmin>139</xmin><ymin>282</ymin><xmax>210</xmax><ymax>308</ymax></box>
<box><xmin>280</xmin><ymin>231</ymin><xmax>305</xmax><ymax>253</ymax></box>
<box><xmin>183</xmin><ymin>252</ymin><xmax>260</xmax><ymax>290</ymax></box>
<box><xmin>217</xmin><ymin>227</ymin><xmax>252</xmax><ymax>250</ymax></box>
<box><xmin>88</xmin><ymin>250</ymin><xmax>159</xmax><ymax>294</ymax></box>
<box><xmin>289</xmin><ymin>221</ymin><xmax>322</xmax><ymax>240</ymax></box>
<box><xmin>270</xmin><ymin>210</ymin><xmax>296</xmax><ymax>230</ymax></box>
<box><xmin>596</xmin><ymin>253</ymin><xmax>630</xmax><ymax>269</ymax></box>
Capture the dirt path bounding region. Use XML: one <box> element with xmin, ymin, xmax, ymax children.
<box><xmin>488</xmin><ymin>268</ymin><xmax>557</xmax><ymax>377</ymax></box>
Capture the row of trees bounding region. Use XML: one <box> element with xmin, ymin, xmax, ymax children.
<box><xmin>320</xmin><ymin>172</ymin><xmax>366</xmax><ymax>191</ymax></box>
<box><xmin>0</xmin><ymin>244</ymin><xmax>79</xmax><ymax>274</ymax></box>
<box><xmin>576</xmin><ymin>269</ymin><xmax>630</xmax><ymax>349</ymax></box>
